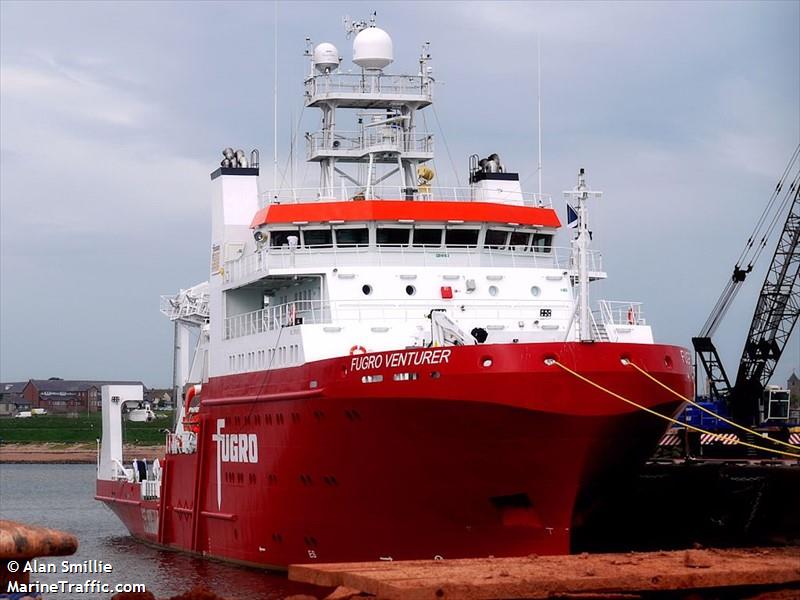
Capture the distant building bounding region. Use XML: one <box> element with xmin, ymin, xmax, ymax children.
<box><xmin>22</xmin><ymin>379</ymin><xmax>147</xmax><ymax>415</ymax></box>
<box><xmin>147</xmin><ymin>388</ymin><xmax>174</xmax><ymax>410</ymax></box>
<box><xmin>0</xmin><ymin>382</ymin><xmax>30</xmax><ymax>416</ymax></box>
<box><xmin>788</xmin><ymin>372</ymin><xmax>800</xmax><ymax>405</ymax></box>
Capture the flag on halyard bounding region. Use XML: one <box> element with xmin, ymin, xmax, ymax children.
<box><xmin>566</xmin><ymin>204</ymin><xmax>579</xmax><ymax>228</ymax></box>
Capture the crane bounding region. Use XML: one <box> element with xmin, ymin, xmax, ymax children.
<box><xmin>692</xmin><ymin>145</ymin><xmax>800</xmax><ymax>426</ymax></box>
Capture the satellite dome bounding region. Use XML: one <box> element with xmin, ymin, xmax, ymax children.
<box><xmin>353</xmin><ymin>26</ymin><xmax>393</xmax><ymax>70</ymax></box>
<box><xmin>312</xmin><ymin>42</ymin><xmax>340</xmax><ymax>73</ymax></box>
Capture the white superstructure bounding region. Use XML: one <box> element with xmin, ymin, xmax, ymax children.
<box><xmin>163</xmin><ymin>19</ymin><xmax>655</xmax><ymax>389</ymax></box>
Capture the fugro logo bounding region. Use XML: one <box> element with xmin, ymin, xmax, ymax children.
<box><xmin>212</xmin><ymin>418</ymin><xmax>258</xmax><ymax>508</ymax></box>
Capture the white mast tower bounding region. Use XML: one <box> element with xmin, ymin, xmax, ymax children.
<box><xmin>565</xmin><ymin>168</ymin><xmax>602</xmax><ymax>341</ymax></box>
<box><xmin>304</xmin><ymin>14</ymin><xmax>434</xmax><ymax>199</ymax></box>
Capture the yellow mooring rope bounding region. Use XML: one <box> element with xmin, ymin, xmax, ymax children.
<box><xmin>548</xmin><ymin>360</ymin><xmax>800</xmax><ymax>459</ymax></box>
<box><xmin>625</xmin><ymin>360</ymin><xmax>800</xmax><ymax>451</ymax></box>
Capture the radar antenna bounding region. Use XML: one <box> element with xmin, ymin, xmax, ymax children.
<box><xmin>344</xmin><ymin>11</ymin><xmax>376</xmax><ymax>38</ymax></box>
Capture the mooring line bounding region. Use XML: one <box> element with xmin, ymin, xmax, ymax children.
<box><xmin>546</xmin><ymin>360</ymin><xmax>800</xmax><ymax>459</ymax></box>
<box><xmin>625</xmin><ymin>360</ymin><xmax>800</xmax><ymax>451</ymax></box>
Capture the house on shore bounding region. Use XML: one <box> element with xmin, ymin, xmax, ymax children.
<box><xmin>21</xmin><ymin>379</ymin><xmax>148</xmax><ymax>415</ymax></box>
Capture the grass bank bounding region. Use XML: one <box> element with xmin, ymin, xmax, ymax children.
<box><xmin>0</xmin><ymin>413</ymin><xmax>172</xmax><ymax>445</ymax></box>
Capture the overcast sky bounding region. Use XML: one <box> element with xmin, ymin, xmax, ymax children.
<box><xmin>1</xmin><ymin>0</ymin><xmax>798</xmax><ymax>388</ymax></box>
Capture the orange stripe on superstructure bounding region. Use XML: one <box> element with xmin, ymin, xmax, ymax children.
<box><xmin>250</xmin><ymin>200</ymin><xmax>562</xmax><ymax>229</ymax></box>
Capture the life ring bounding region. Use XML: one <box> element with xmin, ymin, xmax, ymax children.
<box><xmin>182</xmin><ymin>384</ymin><xmax>201</xmax><ymax>433</ymax></box>
<box><xmin>349</xmin><ymin>345</ymin><xmax>367</xmax><ymax>355</ymax></box>
<box><xmin>627</xmin><ymin>306</ymin><xmax>636</xmax><ymax>325</ymax></box>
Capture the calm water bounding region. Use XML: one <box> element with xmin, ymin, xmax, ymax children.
<box><xmin>0</xmin><ymin>463</ymin><xmax>323</xmax><ymax>599</ymax></box>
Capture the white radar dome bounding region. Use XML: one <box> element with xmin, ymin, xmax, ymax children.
<box><xmin>353</xmin><ymin>26</ymin><xmax>393</xmax><ymax>70</ymax></box>
<box><xmin>313</xmin><ymin>42</ymin><xmax>340</xmax><ymax>73</ymax></box>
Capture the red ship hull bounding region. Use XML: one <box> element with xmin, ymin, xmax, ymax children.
<box><xmin>97</xmin><ymin>341</ymin><xmax>693</xmax><ymax>568</ymax></box>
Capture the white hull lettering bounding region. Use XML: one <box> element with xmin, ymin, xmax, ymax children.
<box><xmin>351</xmin><ymin>349</ymin><xmax>451</xmax><ymax>372</ymax></box>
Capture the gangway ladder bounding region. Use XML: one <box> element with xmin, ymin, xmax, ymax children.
<box><xmin>592</xmin><ymin>322</ymin><xmax>610</xmax><ymax>342</ymax></box>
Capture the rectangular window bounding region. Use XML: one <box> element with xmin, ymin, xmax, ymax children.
<box><xmin>532</xmin><ymin>234</ymin><xmax>553</xmax><ymax>253</ymax></box>
<box><xmin>335</xmin><ymin>227</ymin><xmax>369</xmax><ymax>247</ymax></box>
<box><xmin>270</xmin><ymin>229</ymin><xmax>300</xmax><ymax>247</ymax></box>
<box><xmin>376</xmin><ymin>227</ymin><xmax>411</xmax><ymax>245</ymax></box>
<box><xmin>412</xmin><ymin>228</ymin><xmax>442</xmax><ymax>247</ymax></box>
<box><xmin>302</xmin><ymin>228</ymin><xmax>333</xmax><ymax>248</ymax></box>
<box><xmin>509</xmin><ymin>231</ymin><xmax>532</xmax><ymax>249</ymax></box>
<box><xmin>445</xmin><ymin>229</ymin><xmax>479</xmax><ymax>247</ymax></box>
<box><xmin>485</xmin><ymin>229</ymin><xmax>509</xmax><ymax>249</ymax></box>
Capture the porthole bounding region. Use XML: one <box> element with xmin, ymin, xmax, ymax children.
<box><xmin>362</xmin><ymin>284</ymin><xmax>372</xmax><ymax>296</ymax></box>
<box><xmin>405</xmin><ymin>285</ymin><xmax>416</xmax><ymax>296</ymax></box>
<box><xmin>530</xmin><ymin>285</ymin><xmax>541</xmax><ymax>297</ymax></box>
<box><xmin>489</xmin><ymin>285</ymin><xmax>499</xmax><ymax>297</ymax></box>
<box><xmin>481</xmin><ymin>357</ymin><xmax>493</xmax><ymax>368</ymax></box>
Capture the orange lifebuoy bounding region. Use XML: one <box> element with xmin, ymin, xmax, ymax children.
<box><xmin>182</xmin><ymin>384</ymin><xmax>201</xmax><ymax>433</ymax></box>
<box><xmin>349</xmin><ymin>345</ymin><xmax>367</xmax><ymax>355</ymax></box>
<box><xmin>627</xmin><ymin>306</ymin><xmax>636</xmax><ymax>325</ymax></box>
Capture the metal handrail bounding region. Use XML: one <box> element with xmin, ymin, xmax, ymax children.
<box><xmin>307</xmin><ymin>130</ymin><xmax>433</xmax><ymax>158</ymax></box>
<box><xmin>305</xmin><ymin>72</ymin><xmax>433</xmax><ymax>100</ymax></box>
<box><xmin>598</xmin><ymin>300</ymin><xmax>644</xmax><ymax>326</ymax></box>
<box><xmin>260</xmin><ymin>185</ymin><xmax>551</xmax><ymax>206</ymax></box>
<box><xmin>224</xmin><ymin>297</ymin><xmax>574</xmax><ymax>341</ymax></box>
<box><xmin>223</xmin><ymin>244</ymin><xmax>602</xmax><ymax>286</ymax></box>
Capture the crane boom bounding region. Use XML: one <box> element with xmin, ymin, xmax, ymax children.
<box><xmin>730</xmin><ymin>181</ymin><xmax>800</xmax><ymax>422</ymax></box>
<box><xmin>693</xmin><ymin>145</ymin><xmax>800</xmax><ymax>425</ymax></box>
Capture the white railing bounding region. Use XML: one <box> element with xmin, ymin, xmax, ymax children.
<box><xmin>225</xmin><ymin>300</ymin><xmax>331</xmax><ymax>339</ymax></box>
<box><xmin>598</xmin><ymin>300</ymin><xmax>644</xmax><ymax>326</ymax></box>
<box><xmin>307</xmin><ymin>130</ymin><xmax>433</xmax><ymax>159</ymax></box>
<box><xmin>223</xmin><ymin>244</ymin><xmax>602</xmax><ymax>286</ymax></box>
<box><xmin>224</xmin><ymin>298</ymin><xmax>571</xmax><ymax>341</ymax></box>
<box><xmin>141</xmin><ymin>478</ymin><xmax>161</xmax><ymax>501</ymax></box>
<box><xmin>260</xmin><ymin>185</ymin><xmax>551</xmax><ymax>206</ymax></box>
<box><xmin>305</xmin><ymin>73</ymin><xmax>433</xmax><ymax>101</ymax></box>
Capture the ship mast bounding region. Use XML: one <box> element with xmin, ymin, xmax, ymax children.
<box><xmin>304</xmin><ymin>15</ymin><xmax>434</xmax><ymax>199</ymax></box>
<box><xmin>565</xmin><ymin>169</ymin><xmax>602</xmax><ymax>341</ymax></box>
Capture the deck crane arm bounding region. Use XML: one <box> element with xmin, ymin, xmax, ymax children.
<box><xmin>730</xmin><ymin>178</ymin><xmax>800</xmax><ymax>422</ymax></box>
<box><xmin>692</xmin><ymin>144</ymin><xmax>800</xmax><ymax>424</ymax></box>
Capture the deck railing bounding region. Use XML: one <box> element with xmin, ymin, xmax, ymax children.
<box><xmin>305</xmin><ymin>72</ymin><xmax>433</xmax><ymax>101</ymax></box>
<box><xmin>223</xmin><ymin>244</ymin><xmax>601</xmax><ymax>286</ymax></box>
<box><xmin>306</xmin><ymin>130</ymin><xmax>433</xmax><ymax>160</ymax></box>
<box><xmin>260</xmin><ymin>185</ymin><xmax>551</xmax><ymax>206</ymax></box>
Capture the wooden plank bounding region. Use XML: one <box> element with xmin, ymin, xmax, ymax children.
<box><xmin>290</xmin><ymin>547</ymin><xmax>800</xmax><ymax>600</ymax></box>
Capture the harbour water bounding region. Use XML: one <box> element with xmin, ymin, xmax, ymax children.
<box><xmin>0</xmin><ymin>463</ymin><xmax>320</xmax><ymax>599</ymax></box>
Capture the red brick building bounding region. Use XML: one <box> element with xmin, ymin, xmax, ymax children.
<box><xmin>22</xmin><ymin>379</ymin><xmax>147</xmax><ymax>414</ymax></box>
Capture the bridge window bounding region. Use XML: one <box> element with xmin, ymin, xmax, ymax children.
<box><xmin>303</xmin><ymin>228</ymin><xmax>333</xmax><ymax>248</ymax></box>
<box><xmin>485</xmin><ymin>229</ymin><xmax>509</xmax><ymax>249</ymax></box>
<box><xmin>412</xmin><ymin>228</ymin><xmax>442</xmax><ymax>247</ymax></box>
<box><xmin>532</xmin><ymin>234</ymin><xmax>553</xmax><ymax>253</ymax></box>
<box><xmin>509</xmin><ymin>231</ymin><xmax>532</xmax><ymax>249</ymax></box>
<box><xmin>376</xmin><ymin>227</ymin><xmax>411</xmax><ymax>246</ymax></box>
<box><xmin>334</xmin><ymin>227</ymin><xmax>369</xmax><ymax>247</ymax></box>
<box><xmin>445</xmin><ymin>228</ymin><xmax>479</xmax><ymax>248</ymax></box>
<box><xmin>270</xmin><ymin>229</ymin><xmax>300</xmax><ymax>247</ymax></box>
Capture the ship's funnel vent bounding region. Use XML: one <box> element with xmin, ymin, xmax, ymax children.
<box><xmin>220</xmin><ymin>147</ymin><xmax>259</xmax><ymax>169</ymax></box>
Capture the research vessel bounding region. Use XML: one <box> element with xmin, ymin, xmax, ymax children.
<box><xmin>96</xmin><ymin>19</ymin><xmax>693</xmax><ymax>568</ymax></box>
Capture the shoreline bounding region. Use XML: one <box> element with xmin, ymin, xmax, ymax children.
<box><xmin>0</xmin><ymin>443</ymin><xmax>164</xmax><ymax>464</ymax></box>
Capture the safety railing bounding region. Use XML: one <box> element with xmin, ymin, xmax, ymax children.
<box><xmin>140</xmin><ymin>478</ymin><xmax>161</xmax><ymax>501</ymax></box>
<box><xmin>260</xmin><ymin>185</ymin><xmax>551</xmax><ymax>206</ymax></box>
<box><xmin>224</xmin><ymin>297</ymin><xmax>572</xmax><ymax>341</ymax></box>
<box><xmin>598</xmin><ymin>300</ymin><xmax>644</xmax><ymax>326</ymax></box>
<box><xmin>307</xmin><ymin>130</ymin><xmax>433</xmax><ymax>160</ymax></box>
<box><xmin>222</xmin><ymin>244</ymin><xmax>601</xmax><ymax>286</ymax></box>
<box><xmin>305</xmin><ymin>73</ymin><xmax>433</xmax><ymax>101</ymax></box>
<box><xmin>225</xmin><ymin>300</ymin><xmax>332</xmax><ymax>339</ymax></box>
